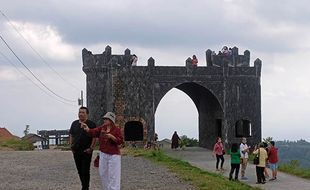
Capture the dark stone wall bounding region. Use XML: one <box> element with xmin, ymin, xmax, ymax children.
<box><xmin>82</xmin><ymin>46</ymin><xmax>262</xmax><ymax>149</ymax></box>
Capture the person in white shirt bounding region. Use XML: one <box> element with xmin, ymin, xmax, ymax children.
<box><xmin>240</xmin><ymin>137</ymin><xmax>250</xmax><ymax>180</ymax></box>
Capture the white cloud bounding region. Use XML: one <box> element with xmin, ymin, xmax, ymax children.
<box><xmin>0</xmin><ymin>66</ymin><xmax>21</xmax><ymax>81</ymax></box>
<box><xmin>5</xmin><ymin>21</ymin><xmax>77</xmax><ymax>62</ymax></box>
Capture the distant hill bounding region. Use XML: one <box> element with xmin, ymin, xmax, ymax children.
<box><xmin>276</xmin><ymin>139</ymin><xmax>310</xmax><ymax>168</ymax></box>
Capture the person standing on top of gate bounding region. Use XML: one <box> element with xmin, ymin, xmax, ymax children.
<box><xmin>192</xmin><ymin>55</ymin><xmax>198</xmax><ymax>66</ymax></box>
<box><xmin>131</xmin><ymin>54</ymin><xmax>138</xmax><ymax>66</ymax></box>
<box><xmin>69</xmin><ymin>107</ymin><xmax>97</xmax><ymax>190</ymax></box>
<box><xmin>81</xmin><ymin>112</ymin><xmax>124</xmax><ymax>190</ymax></box>
<box><xmin>213</xmin><ymin>137</ymin><xmax>225</xmax><ymax>171</ymax></box>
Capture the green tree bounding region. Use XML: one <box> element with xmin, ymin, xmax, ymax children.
<box><xmin>180</xmin><ymin>135</ymin><xmax>199</xmax><ymax>147</ymax></box>
<box><xmin>263</xmin><ymin>136</ymin><xmax>273</xmax><ymax>144</ymax></box>
<box><xmin>23</xmin><ymin>125</ymin><xmax>30</xmax><ymax>136</ymax></box>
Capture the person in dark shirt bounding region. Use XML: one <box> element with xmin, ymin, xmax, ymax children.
<box><xmin>171</xmin><ymin>131</ymin><xmax>180</xmax><ymax>149</ymax></box>
<box><xmin>69</xmin><ymin>107</ymin><xmax>96</xmax><ymax>190</ymax></box>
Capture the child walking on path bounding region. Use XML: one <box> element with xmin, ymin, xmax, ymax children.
<box><xmin>229</xmin><ymin>143</ymin><xmax>241</xmax><ymax>181</ymax></box>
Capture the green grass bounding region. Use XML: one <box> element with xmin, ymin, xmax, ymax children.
<box><xmin>0</xmin><ymin>139</ymin><xmax>34</xmax><ymax>151</ymax></box>
<box><xmin>278</xmin><ymin>160</ymin><xmax>310</xmax><ymax>179</ymax></box>
<box><xmin>124</xmin><ymin>148</ymin><xmax>260</xmax><ymax>190</ymax></box>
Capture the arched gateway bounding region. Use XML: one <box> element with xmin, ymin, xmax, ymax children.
<box><xmin>82</xmin><ymin>46</ymin><xmax>262</xmax><ymax>149</ymax></box>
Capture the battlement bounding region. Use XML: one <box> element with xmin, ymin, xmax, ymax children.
<box><xmin>83</xmin><ymin>45</ymin><xmax>261</xmax><ymax>70</ymax></box>
<box><xmin>83</xmin><ymin>45</ymin><xmax>262</xmax><ymax>78</ymax></box>
<box><xmin>205</xmin><ymin>46</ymin><xmax>252</xmax><ymax>67</ymax></box>
<box><xmin>82</xmin><ymin>45</ymin><xmax>136</xmax><ymax>69</ymax></box>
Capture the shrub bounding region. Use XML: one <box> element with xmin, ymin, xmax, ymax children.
<box><xmin>180</xmin><ymin>135</ymin><xmax>199</xmax><ymax>147</ymax></box>
<box><xmin>0</xmin><ymin>139</ymin><xmax>34</xmax><ymax>151</ymax></box>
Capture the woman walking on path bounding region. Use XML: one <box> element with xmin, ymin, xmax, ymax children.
<box><xmin>253</xmin><ymin>143</ymin><xmax>268</xmax><ymax>184</ymax></box>
<box><xmin>213</xmin><ymin>137</ymin><xmax>225</xmax><ymax>171</ymax></box>
<box><xmin>82</xmin><ymin>112</ymin><xmax>124</xmax><ymax>190</ymax></box>
<box><xmin>229</xmin><ymin>143</ymin><xmax>241</xmax><ymax>181</ymax></box>
<box><xmin>171</xmin><ymin>131</ymin><xmax>181</xmax><ymax>149</ymax></box>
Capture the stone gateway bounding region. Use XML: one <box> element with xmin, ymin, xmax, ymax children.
<box><xmin>82</xmin><ymin>46</ymin><xmax>262</xmax><ymax>149</ymax></box>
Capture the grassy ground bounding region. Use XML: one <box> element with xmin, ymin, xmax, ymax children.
<box><xmin>124</xmin><ymin>148</ymin><xmax>260</xmax><ymax>190</ymax></box>
<box><xmin>0</xmin><ymin>139</ymin><xmax>34</xmax><ymax>150</ymax></box>
<box><xmin>278</xmin><ymin>160</ymin><xmax>310</xmax><ymax>179</ymax></box>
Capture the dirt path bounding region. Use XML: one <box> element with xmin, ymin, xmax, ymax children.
<box><xmin>0</xmin><ymin>150</ymin><xmax>195</xmax><ymax>190</ymax></box>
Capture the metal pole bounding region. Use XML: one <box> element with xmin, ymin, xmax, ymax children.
<box><xmin>81</xmin><ymin>90</ymin><xmax>84</xmax><ymax>106</ymax></box>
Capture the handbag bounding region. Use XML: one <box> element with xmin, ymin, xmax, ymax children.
<box><xmin>253</xmin><ymin>148</ymin><xmax>260</xmax><ymax>165</ymax></box>
<box><xmin>240</xmin><ymin>157</ymin><xmax>244</xmax><ymax>164</ymax></box>
<box><xmin>94</xmin><ymin>154</ymin><xmax>99</xmax><ymax>168</ymax></box>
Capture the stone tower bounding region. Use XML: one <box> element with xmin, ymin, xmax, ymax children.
<box><xmin>82</xmin><ymin>46</ymin><xmax>262</xmax><ymax>149</ymax></box>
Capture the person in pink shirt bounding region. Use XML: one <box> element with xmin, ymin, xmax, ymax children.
<box><xmin>213</xmin><ymin>137</ymin><xmax>225</xmax><ymax>171</ymax></box>
<box><xmin>192</xmin><ymin>55</ymin><xmax>198</xmax><ymax>66</ymax></box>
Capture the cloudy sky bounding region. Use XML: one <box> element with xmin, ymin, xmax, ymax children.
<box><xmin>1</xmin><ymin>0</ymin><xmax>310</xmax><ymax>141</ymax></box>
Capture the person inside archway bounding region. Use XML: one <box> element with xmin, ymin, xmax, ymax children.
<box><xmin>213</xmin><ymin>137</ymin><xmax>225</xmax><ymax>171</ymax></box>
<box><xmin>153</xmin><ymin>133</ymin><xmax>159</xmax><ymax>150</ymax></box>
<box><xmin>171</xmin><ymin>131</ymin><xmax>180</xmax><ymax>149</ymax></box>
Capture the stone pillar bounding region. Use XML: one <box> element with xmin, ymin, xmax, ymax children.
<box><xmin>244</xmin><ymin>50</ymin><xmax>250</xmax><ymax>66</ymax></box>
<box><xmin>124</xmin><ymin>48</ymin><xmax>131</xmax><ymax>66</ymax></box>
<box><xmin>206</xmin><ymin>49</ymin><xmax>212</xmax><ymax>66</ymax></box>
<box><xmin>254</xmin><ymin>58</ymin><xmax>262</xmax><ymax>77</ymax></box>
<box><xmin>148</xmin><ymin>57</ymin><xmax>155</xmax><ymax>67</ymax></box>
<box><xmin>232</xmin><ymin>47</ymin><xmax>238</xmax><ymax>67</ymax></box>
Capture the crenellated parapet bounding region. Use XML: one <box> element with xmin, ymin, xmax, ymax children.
<box><xmin>82</xmin><ymin>45</ymin><xmax>138</xmax><ymax>73</ymax></box>
<box><xmin>206</xmin><ymin>47</ymin><xmax>252</xmax><ymax>67</ymax></box>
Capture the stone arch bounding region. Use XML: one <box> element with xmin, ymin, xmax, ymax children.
<box><xmin>123</xmin><ymin>117</ymin><xmax>148</xmax><ymax>142</ymax></box>
<box><xmin>124</xmin><ymin>121</ymin><xmax>143</xmax><ymax>141</ymax></box>
<box><xmin>83</xmin><ymin>46</ymin><xmax>262</xmax><ymax>150</ymax></box>
<box><xmin>155</xmin><ymin>82</ymin><xmax>224</xmax><ymax>149</ymax></box>
<box><xmin>155</xmin><ymin>88</ymin><xmax>198</xmax><ymax>141</ymax></box>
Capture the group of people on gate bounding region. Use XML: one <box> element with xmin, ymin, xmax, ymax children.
<box><xmin>189</xmin><ymin>46</ymin><xmax>234</xmax><ymax>67</ymax></box>
<box><xmin>213</xmin><ymin>137</ymin><xmax>278</xmax><ymax>184</ymax></box>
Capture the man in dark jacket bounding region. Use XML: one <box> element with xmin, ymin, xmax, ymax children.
<box><xmin>69</xmin><ymin>107</ymin><xmax>96</xmax><ymax>190</ymax></box>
